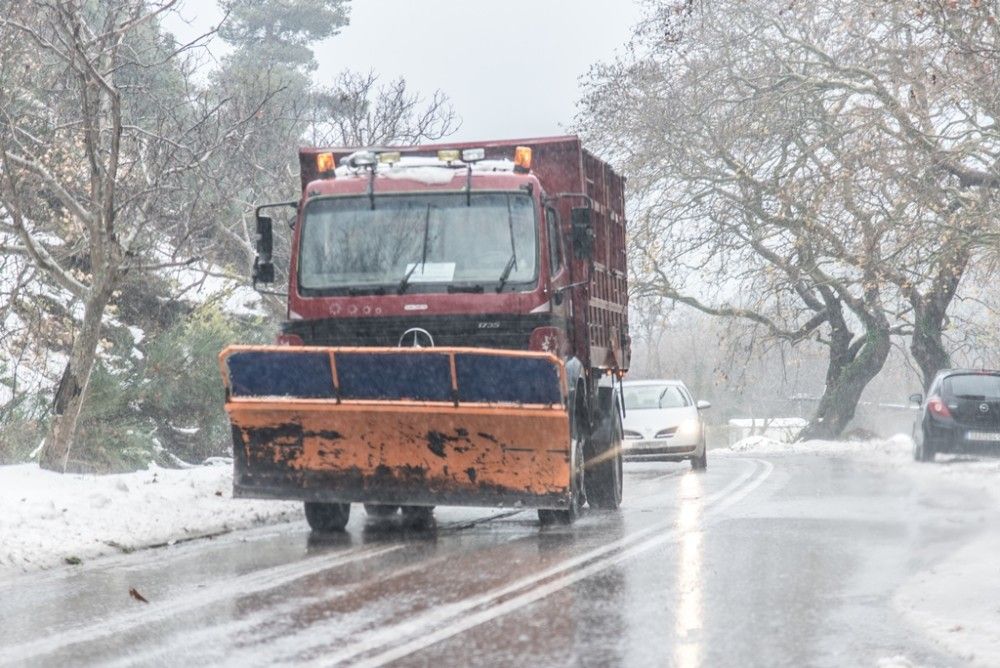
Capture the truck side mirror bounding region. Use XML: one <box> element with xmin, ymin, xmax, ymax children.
<box><xmin>253</xmin><ymin>214</ymin><xmax>275</xmax><ymax>285</ymax></box>
<box><xmin>571</xmin><ymin>206</ymin><xmax>594</xmax><ymax>260</ymax></box>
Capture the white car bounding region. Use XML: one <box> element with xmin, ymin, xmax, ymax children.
<box><xmin>620</xmin><ymin>379</ymin><xmax>710</xmax><ymax>469</ymax></box>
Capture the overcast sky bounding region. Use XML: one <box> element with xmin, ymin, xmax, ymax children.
<box><xmin>165</xmin><ymin>1</ymin><xmax>644</xmax><ymax>142</ymax></box>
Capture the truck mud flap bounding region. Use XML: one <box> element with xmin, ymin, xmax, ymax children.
<box><xmin>220</xmin><ymin>346</ymin><xmax>572</xmax><ymax>509</ymax></box>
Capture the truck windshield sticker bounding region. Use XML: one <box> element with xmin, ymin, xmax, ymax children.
<box><xmin>298</xmin><ymin>192</ymin><xmax>538</xmax><ymax>293</ymax></box>
<box><xmin>403</xmin><ymin>262</ymin><xmax>455</xmax><ymax>282</ymax></box>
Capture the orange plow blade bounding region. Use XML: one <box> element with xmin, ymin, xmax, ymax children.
<box><xmin>220</xmin><ymin>346</ymin><xmax>573</xmax><ymax>509</ymax></box>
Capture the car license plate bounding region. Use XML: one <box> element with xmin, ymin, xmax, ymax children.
<box><xmin>628</xmin><ymin>441</ymin><xmax>659</xmax><ymax>449</ymax></box>
<box><xmin>966</xmin><ymin>431</ymin><xmax>1000</xmax><ymax>442</ymax></box>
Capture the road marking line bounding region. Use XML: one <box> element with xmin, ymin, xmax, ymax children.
<box><xmin>97</xmin><ymin>531</ymin><xmax>541</xmax><ymax>668</ymax></box>
<box><xmin>353</xmin><ymin>459</ymin><xmax>774</xmax><ymax>668</ymax></box>
<box><xmin>0</xmin><ymin>508</ymin><xmax>528</xmax><ymax>665</ymax></box>
<box><xmin>0</xmin><ymin>543</ymin><xmax>404</xmax><ymax>666</ymax></box>
<box><xmin>315</xmin><ymin>459</ymin><xmax>770</xmax><ymax>667</ymax></box>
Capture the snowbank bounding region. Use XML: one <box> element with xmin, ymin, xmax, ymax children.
<box><xmin>0</xmin><ymin>462</ymin><xmax>300</xmax><ymax>576</ymax></box>
<box><xmin>895</xmin><ymin>531</ymin><xmax>1000</xmax><ymax>666</ymax></box>
<box><xmin>725</xmin><ymin>433</ymin><xmax>1000</xmax><ymax>667</ymax></box>
<box><xmin>723</xmin><ymin>433</ymin><xmax>914</xmax><ymax>458</ymax></box>
<box><xmin>727</xmin><ymin>417</ymin><xmax>808</xmax><ymax>445</ymax></box>
<box><xmin>891</xmin><ymin>452</ymin><xmax>1000</xmax><ymax>667</ymax></box>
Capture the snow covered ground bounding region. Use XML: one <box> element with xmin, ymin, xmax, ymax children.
<box><xmin>722</xmin><ymin>432</ymin><xmax>916</xmax><ymax>457</ymax></box>
<box><xmin>725</xmin><ymin>434</ymin><xmax>1000</xmax><ymax>668</ymax></box>
<box><xmin>0</xmin><ymin>461</ymin><xmax>300</xmax><ymax>576</ymax></box>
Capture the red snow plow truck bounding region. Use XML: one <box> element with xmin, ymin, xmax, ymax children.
<box><xmin>219</xmin><ymin>136</ymin><xmax>629</xmax><ymax>528</ymax></box>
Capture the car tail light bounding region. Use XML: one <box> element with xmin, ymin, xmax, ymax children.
<box><xmin>276</xmin><ymin>333</ymin><xmax>304</xmax><ymax>346</ymax></box>
<box><xmin>926</xmin><ymin>395</ymin><xmax>951</xmax><ymax>418</ymax></box>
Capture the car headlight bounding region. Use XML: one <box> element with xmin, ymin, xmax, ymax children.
<box><xmin>677</xmin><ymin>418</ymin><xmax>701</xmax><ymax>436</ymax></box>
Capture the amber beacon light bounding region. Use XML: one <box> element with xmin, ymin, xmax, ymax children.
<box><xmin>514</xmin><ymin>146</ymin><xmax>533</xmax><ymax>173</ymax></box>
<box><xmin>316</xmin><ymin>152</ymin><xmax>335</xmax><ymax>176</ymax></box>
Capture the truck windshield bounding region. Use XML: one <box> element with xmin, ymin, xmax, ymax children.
<box><xmin>299</xmin><ymin>192</ymin><xmax>538</xmax><ymax>293</ymax></box>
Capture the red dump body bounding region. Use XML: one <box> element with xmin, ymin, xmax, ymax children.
<box><xmin>291</xmin><ymin>136</ymin><xmax>629</xmax><ymax>374</ymax></box>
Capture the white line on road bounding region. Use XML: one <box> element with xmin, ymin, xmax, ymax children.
<box><xmin>315</xmin><ymin>458</ymin><xmax>773</xmax><ymax>667</ymax></box>
<box><xmin>0</xmin><ymin>543</ymin><xmax>405</xmax><ymax>666</ymax></box>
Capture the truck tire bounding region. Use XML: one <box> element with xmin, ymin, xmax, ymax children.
<box><xmin>585</xmin><ymin>402</ymin><xmax>623</xmax><ymax>510</ymax></box>
<box><xmin>364</xmin><ymin>504</ymin><xmax>399</xmax><ymax>518</ymax></box>
<box><xmin>401</xmin><ymin>505</ymin><xmax>435</xmax><ymax>529</ymax></box>
<box><xmin>539</xmin><ymin>438</ymin><xmax>585</xmax><ymax>525</ymax></box>
<box><xmin>304</xmin><ymin>502</ymin><xmax>351</xmax><ymax>532</ymax></box>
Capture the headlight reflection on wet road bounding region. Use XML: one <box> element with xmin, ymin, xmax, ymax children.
<box><xmin>675</xmin><ymin>471</ymin><xmax>704</xmax><ymax>668</ymax></box>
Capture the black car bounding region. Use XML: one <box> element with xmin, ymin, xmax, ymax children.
<box><xmin>910</xmin><ymin>369</ymin><xmax>1000</xmax><ymax>461</ymax></box>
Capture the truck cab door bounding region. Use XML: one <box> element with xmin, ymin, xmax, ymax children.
<box><xmin>545</xmin><ymin>205</ymin><xmax>570</xmax><ymax>315</ymax></box>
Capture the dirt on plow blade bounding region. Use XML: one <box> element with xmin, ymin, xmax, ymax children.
<box><xmin>220</xmin><ymin>346</ymin><xmax>573</xmax><ymax>509</ymax></box>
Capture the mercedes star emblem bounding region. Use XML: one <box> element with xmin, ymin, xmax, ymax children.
<box><xmin>980</xmin><ymin>402</ymin><xmax>990</xmax><ymax>414</ymax></box>
<box><xmin>398</xmin><ymin>327</ymin><xmax>435</xmax><ymax>348</ymax></box>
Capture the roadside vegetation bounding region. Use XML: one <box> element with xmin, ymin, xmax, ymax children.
<box><xmin>0</xmin><ymin>0</ymin><xmax>457</xmax><ymax>472</ymax></box>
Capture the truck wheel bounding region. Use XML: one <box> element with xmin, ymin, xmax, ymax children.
<box><xmin>364</xmin><ymin>504</ymin><xmax>400</xmax><ymax>518</ymax></box>
<box><xmin>304</xmin><ymin>502</ymin><xmax>351</xmax><ymax>532</ymax></box>
<box><xmin>585</xmin><ymin>405</ymin><xmax>623</xmax><ymax>510</ymax></box>
<box><xmin>539</xmin><ymin>437</ymin><xmax>586</xmax><ymax>525</ymax></box>
<box><xmin>401</xmin><ymin>505</ymin><xmax>435</xmax><ymax>529</ymax></box>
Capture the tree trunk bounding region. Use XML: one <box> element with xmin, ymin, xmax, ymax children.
<box><xmin>910</xmin><ymin>311</ymin><xmax>951</xmax><ymax>391</ymax></box>
<box><xmin>799</xmin><ymin>325</ymin><xmax>892</xmax><ymax>441</ymax></box>
<box><xmin>39</xmin><ymin>277</ymin><xmax>116</xmax><ymax>472</ymax></box>
<box><xmin>908</xmin><ymin>259</ymin><xmax>965</xmax><ymax>389</ymax></box>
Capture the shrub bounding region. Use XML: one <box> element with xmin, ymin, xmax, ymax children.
<box><xmin>69</xmin><ymin>304</ymin><xmax>271</xmax><ymax>472</ymax></box>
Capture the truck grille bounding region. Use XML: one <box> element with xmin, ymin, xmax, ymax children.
<box><xmin>282</xmin><ymin>314</ymin><xmax>563</xmax><ymax>350</ymax></box>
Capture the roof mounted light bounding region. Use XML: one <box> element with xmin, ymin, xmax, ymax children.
<box><xmin>316</xmin><ymin>152</ymin><xmax>335</xmax><ymax>177</ymax></box>
<box><xmin>437</xmin><ymin>149</ymin><xmax>461</xmax><ymax>163</ymax></box>
<box><xmin>462</xmin><ymin>148</ymin><xmax>485</xmax><ymax>163</ymax></box>
<box><xmin>378</xmin><ymin>151</ymin><xmax>401</xmax><ymax>165</ymax></box>
<box><xmin>343</xmin><ymin>151</ymin><xmax>377</xmax><ymax>169</ymax></box>
<box><xmin>514</xmin><ymin>146</ymin><xmax>532</xmax><ymax>173</ymax></box>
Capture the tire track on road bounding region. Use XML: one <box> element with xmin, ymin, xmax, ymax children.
<box><xmin>0</xmin><ymin>511</ymin><xmax>522</xmax><ymax>666</ymax></box>
<box><xmin>304</xmin><ymin>458</ymin><xmax>773</xmax><ymax>667</ymax></box>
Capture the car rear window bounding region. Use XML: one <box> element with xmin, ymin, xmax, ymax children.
<box><xmin>623</xmin><ymin>385</ymin><xmax>689</xmax><ymax>410</ymax></box>
<box><xmin>945</xmin><ymin>374</ymin><xmax>1000</xmax><ymax>400</ymax></box>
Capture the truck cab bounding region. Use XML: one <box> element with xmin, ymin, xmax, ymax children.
<box><xmin>275</xmin><ymin>148</ymin><xmax>573</xmax><ymax>358</ymax></box>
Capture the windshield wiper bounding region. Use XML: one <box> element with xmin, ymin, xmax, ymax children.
<box><xmin>397</xmin><ymin>263</ymin><xmax>420</xmax><ymax>295</ymax></box>
<box><xmin>495</xmin><ymin>196</ymin><xmax>519</xmax><ymax>293</ymax></box>
<box><xmin>398</xmin><ymin>204</ymin><xmax>432</xmax><ymax>295</ymax></box>
<box><xmin>495</xmin><ymin>253</ymin><xmax>517</xmax><ymax>293</ymax></box>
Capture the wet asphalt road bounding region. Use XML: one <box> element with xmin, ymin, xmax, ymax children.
<box><xmin>0</xmin><ymin>453</ymin><xmax>992</xmax><ymax>667</ymax></box>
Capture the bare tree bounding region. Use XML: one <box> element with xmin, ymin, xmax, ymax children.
<box><xmin>579</xmin><ymin>0</ymin><xmax>1000</xmax><ymax>437</ymax></box>
<box><xmin>309</xmin><ymin>70</ymin><xmax>459</xmax><ymax>147</ymax></box>
<box><xmin>0</xmin><ymin>0</ymin><xmax>261</xmax><ymax>471</ymax></box>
